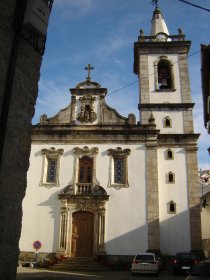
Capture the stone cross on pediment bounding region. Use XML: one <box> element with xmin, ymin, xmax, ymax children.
<box><xmin>85</xmin><ymin>64</ymin><xmax>94</xmax><ymax>80</ymax></box>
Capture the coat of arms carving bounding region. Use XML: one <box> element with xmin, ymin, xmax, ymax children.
<box><xmin>77</xmin><ymin>94</ymin><xmax>97</xmax><ymax>123</ymax></box>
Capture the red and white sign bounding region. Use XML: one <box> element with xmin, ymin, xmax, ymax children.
<box><xmin>33</xmin><ymin>240</ymin><xmax>42</xmax><ymax>250</ymax></box>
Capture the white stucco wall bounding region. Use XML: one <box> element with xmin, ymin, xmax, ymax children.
<box><xmin>105</xmin><ymin>144</ymin><xmax>147</xmax><ymax>255</ymax></box>
<box><xmin>20</xmin><ymin>143</ymin><xmax>193</xmax><ymax>256</ymax></box>
<box><xmin>20</xmin><ymin>143</ymin><xmax>147</xmax><ymax>256</ymax></box>
<box><xmin>152</xmin><ymin>110</ymin><xmax>184</xmax><ymax>134</ymax></box>
<box><xmin>157</xmin><ymin>147</ymin><xmax>191</xmax><ymax>255</ymax></box>
<box><xmin>20</xmin><ymin>146</ymin><xmax>62</xmax><ymax>253</ymax></box>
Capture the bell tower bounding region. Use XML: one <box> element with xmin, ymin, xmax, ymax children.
<box><xmin>134</xmin><ymin>4</ymin><xmax>194</xmax><ymax>135</ymax></box>
<box><xmin>134</xmin><ymin>3</ymin><xmax>202</xmax><ymax>253</ymax></box>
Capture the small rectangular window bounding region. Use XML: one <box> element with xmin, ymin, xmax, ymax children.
<box><xmin>108</xmin><ymin>147</ymin><xmax>130</xmax><ymax>189</ymax></box>
<box><xmin>40</xmin><ymin>147</ymin><xmax>63</xmax><ymax>188</ymax></box>
<box><xmin>46</xmin><ymin>158</ymin><xmax>57</xmax><ymax>183</ymax></box>
<box><xmin>114</xmin><ymin>158</ymin><xmax>125</xmax><ymax>184</ymax></box>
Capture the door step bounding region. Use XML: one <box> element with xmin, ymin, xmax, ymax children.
<box><xmin>48</xmin><ymin>257</ymin><xmax>108</xmax><ymax>272</ymax></box>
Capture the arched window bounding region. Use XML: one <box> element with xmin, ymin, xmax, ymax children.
<box><xmin>164</xmin><ymin>116</ymin><xmax>172</xmax><ymax>128</ymax></box>
<box><xmin>78</xmin><ymin>156</ymin><xmax>93</xmax><ymax>183</ymax></box>
<box><xmin>154</xmin><ymin>57</ymin><xmax>175</xmax><ymax>91</ymax></box>
<box><xmin>168</xmin><ymin>201</ymin><xmax>176</xmax><ymax>214</ymax></box>
<box><xmin>168</xmin><ymin>171</ymin><xmax>175</xmax><ymax>183</ymax></box>
<box><xmin>166</xmin><ymin>149</ymin><xmax>174</xmax><ymax>160</ymax></box>
<box><xmin>73</xmin><ymin>146</ymin><xmax>99</xmax><ymax>195</ymax></box>
<box><xmin>158</xmin><ymin>59</ymin><xmax>171</xmax><ymax>90</ymax></box>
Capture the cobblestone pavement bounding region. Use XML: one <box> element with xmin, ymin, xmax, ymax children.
<box><xmin>17</xmin><ymin>267</ymin><xmax>186</xmax><ymax>280</ymax></box>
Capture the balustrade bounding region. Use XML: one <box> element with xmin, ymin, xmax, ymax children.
<box><xmin>76</xmin><ymin>183</ymin><xmax>92</xmax><ymax>194</ymax></box>
<box><xmin>138</xmin><ymin>34</ymin><xmax>185</xmax><ymax>42</ymax></box>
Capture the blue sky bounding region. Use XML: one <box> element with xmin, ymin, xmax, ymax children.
<box><xmin>34</xmin><ymin>0</ymin><xmax>210</xmax><ymax>170</ymax></box>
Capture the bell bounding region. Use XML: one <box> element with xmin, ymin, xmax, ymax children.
<box><xmin>160</xmin><ymin>78</ymin><xmax>169</xmax><ymax>89</ymax></box>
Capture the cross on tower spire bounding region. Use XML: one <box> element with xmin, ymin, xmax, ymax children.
<box><xmin>84</xmin><ymin>64</ymin><xmax>94</xmax><ymax>80</ymax></box>
<box><xmin>151</xmin><ymin>0</ymin><xmax>159</xmax><ymax>9</ymax></box>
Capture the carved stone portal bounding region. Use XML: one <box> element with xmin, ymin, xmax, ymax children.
<box><xmin>58</xmin><ymin>192</ymin><xmax>109</xmax><ymax>257</ymax></box>
<box><xmin>77</xmin><ymin>94</ymin><xmax>97</xmax><ymax>123</ymax></box>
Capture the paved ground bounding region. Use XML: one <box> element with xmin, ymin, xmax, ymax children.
<box><xmin>17</xmin><ymin>267</ymin><xmax>187</xmax><ymax>280</ymax></box>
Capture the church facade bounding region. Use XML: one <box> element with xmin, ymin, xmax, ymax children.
<box><xmin>19</xmin><ymin>6</ymin><xmax>202</xmax><ymax>260</ymax></box>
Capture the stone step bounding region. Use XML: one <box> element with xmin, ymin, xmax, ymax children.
<box><xmin>49</xmin><ymin>257</ymin><xmax>108</xmax><ymax>272</ymax></box>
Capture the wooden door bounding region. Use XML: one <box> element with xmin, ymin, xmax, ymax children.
<box><xmin>71</xmin><ymin>211</ymin><xmax>94</xmax><ymax>257</ymax></box>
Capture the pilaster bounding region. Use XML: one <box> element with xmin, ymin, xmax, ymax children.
<box><xmin>186</xmin><ymin>146</ymin><xmax>202</xmax><ymax>251</ymax></box>
<box><xmin>179</xmin><ymin>53</ymin><xmax>192</xmax><ymax>103</ymax></box>
<box><xmin>146</xmin><ymin>140</ymin><xmax>160</xmax><ymax>250</ymax></box>
<box><xmin>139</xmin><ymin>54</ymin><xmax>150</xmax><ymax>104</ymax></box>
<box><xmin>97</xmin><ymin>210</ymin><xmax>106</xmax><ymax>253</ymax></box>
<box><xmin>183</xmin><ymin>108</ymin><xmax>194</xmax><ymax>133</ymax></box>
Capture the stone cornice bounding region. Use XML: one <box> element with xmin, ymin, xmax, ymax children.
<box><xmin>70</xmin><ymin>88</ymin><xmax>107</xmax><ymax>96</ymax></box>
<box><xmin>32</xmin><ymin>124</ymin><xmax>159</xmax><ymax>134</ymax></box>
<box><xmin>31</xmin><ymin>124</ymin><xmax>160</xmax><ymax>144</ymax></box>
<box><xmin>134</xmin><ymin>40</ymin><xmax>191</xmax><ymax>49</ymax></box>
<box><xmin>139</xmin><ymin>103</ymin><xmax>195</xmax><ymax>110</ymax></box>
<box><xmin>157</xmin><ymin>133</ymin><xmax>200</xmax><ymax>147</ymax></box>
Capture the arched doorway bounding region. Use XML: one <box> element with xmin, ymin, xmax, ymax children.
<box><xmin>71</xmin><ymin>211</ymin><xmax>94</xmax><ymax>257</ymax></box>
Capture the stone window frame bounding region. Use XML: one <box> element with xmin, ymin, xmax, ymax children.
<box><xmin>165</xmin><ymin>148</ymin><xmax>174</xmax><ymax>160</ymax></box>
<box><xmin>163</xmin><ymin>116</ymin><xmax>172</xmax><ymax>128</ymax></box>
<box><xmin>167</xmin><ymin>201</ymin><xmax>177</xmax><ymax>214</ymax></box>
<box><xmin>154</xmin><ymin>56</ymin><xmax>175</xmax><ymax>91</ymax></box>
<box><xmin>40</xmin><ymin>147</ymin><xmax>64</xmax><ymax>188</ymax></box>
<box><xmin>167</xmin><ymin>171</ymin><xmax>175</xmax><ymax>184</ymax></box>
<box><xmin>78</xmin><ymin>156</ymin><xmax>93</xmax><ymax>183</ymax></box>
<box><xmin>108</xmin><ymin>147</ymin><xmax>131</xmax><ymax>190</ymax></box>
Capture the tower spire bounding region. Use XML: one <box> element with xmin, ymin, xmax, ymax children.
<box><xmin>150</xmin><ymin>1</ymin><xmax>170</xmax><ymax>37</ymax></box>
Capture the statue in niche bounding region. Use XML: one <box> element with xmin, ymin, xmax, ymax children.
<box><xmin>77</xmin><ymin>95</ymin><xmax>97</xmax><ymax>123</ymax></box>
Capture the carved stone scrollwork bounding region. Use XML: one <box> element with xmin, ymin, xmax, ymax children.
<box><xmin>108</xmin><ymin>147</ymin><xmax>131</xmax><ymax>157</ymax></box>
<box><xmin>80</xmin><ymin>199</ymin><xmax>87</xmax><ymax>211</ymax></box>
<box><xmin>41</xmin><ymin>147</ymin><xmax>64</xmax><ymax>155</ymax></box>
<box><xmin>73</xmin><ymin>146</ymin><xmax>99</xmax><ymax>157</ymax></box>
<box><xmin>77</xmin><ymin>94</ymin><xmax>97</xmax><ymax>123</ymax></box>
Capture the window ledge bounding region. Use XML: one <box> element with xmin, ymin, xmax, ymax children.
<box><xmin>40</xmin><ymin>182</ymin><xmax>59</xmax><ymax>188</ymax></box>
<box><xmin>168</xmin><ymin>211</ymin><xmax>176</xmax><ymax>214</ymax></box>
<box><xmin>155</xmin><ymin>89</ymin><xmax>176</xmax><ymax>92</ymax></box>
<box><xmin>109</xmin><ymin>183</ymin><xmax>129</xmax><ymax>190</ymax></box>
